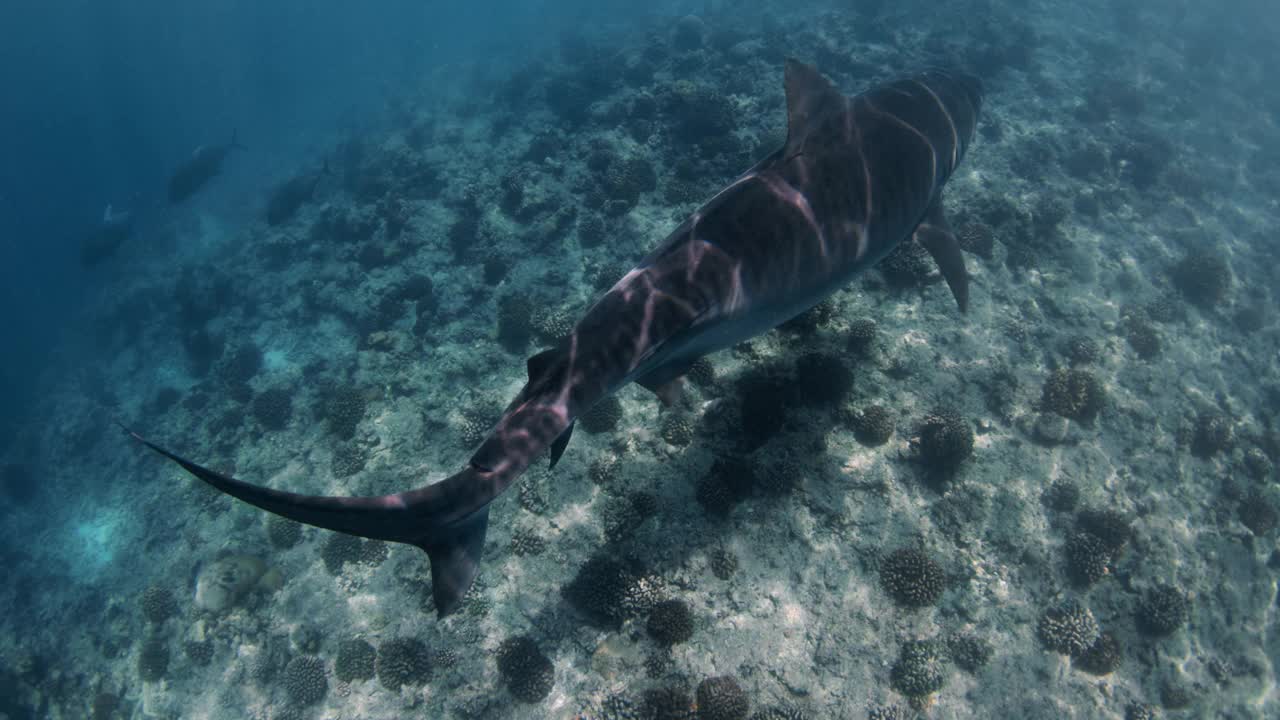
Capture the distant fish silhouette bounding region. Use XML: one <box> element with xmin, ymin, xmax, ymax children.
<box><xmin>265</xmin><ymin>161</ymin><xmax>329</xmax><ymax>226</ymax></box>
<box><xmin>80</xmin><ymin>203</ymin><xmax>134</xmax><ymax>267</ymax></box>
<box><xmin>127</xmin><ymin>60</ymin><xmax>982</xmax><ymax>617</ymax></box>
<box><xmin>168</xmin><ymin>131</ymin><xmax>245</xmax><ymax>204</ymax></box>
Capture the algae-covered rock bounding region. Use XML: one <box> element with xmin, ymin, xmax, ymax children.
<box><xmin>194</xmin><ymin>554</ymin><xmax>283</xmax><ymax>612</ymax></box>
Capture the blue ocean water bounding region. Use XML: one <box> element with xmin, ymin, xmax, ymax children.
<box><xmin>0</xmin><ymin>0</ymin><xmax>650</xmax><ymax>432</ymax></box>
<box><xmin>2</xmin><ymin>1</ymin><xmax>1279</xmax><ymax>718</ymax></box>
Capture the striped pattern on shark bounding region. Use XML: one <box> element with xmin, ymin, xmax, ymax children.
<box><xmin>127</xmin><ymin>59</ymin><xmax>982</xmax><ymax>616</ymax></box>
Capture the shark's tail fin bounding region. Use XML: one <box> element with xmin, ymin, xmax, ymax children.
<box><xmin>122</xmin><ymin>426</ymin><xmax>486</xmax><ymax>617</ymax></box>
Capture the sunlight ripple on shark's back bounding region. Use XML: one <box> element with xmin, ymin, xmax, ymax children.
<box><xmin>126</xmin><ymin>59</ymin><xmax>983</xmax><ymax>617</ymax></box>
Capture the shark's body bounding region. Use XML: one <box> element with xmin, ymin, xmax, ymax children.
<box><xmin>130</xmin><ymin>61</ymin><xmax>981</xmax><ymax>616</ymax></box>
<box><xmin>265</xmin><ymin>162</ymin><xmax>329</xmax><ymax>226</ymax></box>
<box><xmin>81</xmin><ymin>204</ymin><xmax>135</xmax><ymax>267</ymax></box>
<box><xmin>168</xmin><ymin>133</ymin><xmax>245</xmax><ymax>204</ymax></box>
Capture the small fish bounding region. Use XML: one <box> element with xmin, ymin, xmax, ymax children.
<box><xmin>167</xmin><ymin>131</ymin><xmax>246</xmax><ymax>204</ymax></box>
<box><xmin>128</xmin><ymin>60</ymin><xmax>982</xmax><ymax>617</ymax></box>
<box><xmin>265</xmin><ymin>161</ymin><xmax>330</xmax><ymax>226</ymax></box>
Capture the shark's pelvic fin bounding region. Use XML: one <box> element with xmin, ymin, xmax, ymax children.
<box><xmin>548</xmin><ymin>421</ymin><xmax>574</xmax><ymax>470</ymax></box>
<box><xmin>913</xmin><ymin>197</ymin><xmax>969</xmax><ymax>312</ymax></box>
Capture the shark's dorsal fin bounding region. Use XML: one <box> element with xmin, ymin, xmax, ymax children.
<box><xmin>913</xmin><ymin>196</ymin><xmax>969</xmax><ymax>313</ymax></box>
<box><xmin>527</xmin><ymin>348</ymin><xmax>558</xmax><ymax>380</ymax></box>
<box><xmin>784</xmin><ymin>59</ymin><xmax>844</xmax><ymax>145</ymax></box>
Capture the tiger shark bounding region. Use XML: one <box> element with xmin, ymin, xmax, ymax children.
<box><xmin>168</xmin><ymin>131</ymin><xmax>246</xmax><ymax>204</ymax></box>
<box><xmin>127</xmin><ymin>60</ymin><xmax>982</xmax><ymax>616</ymax></box>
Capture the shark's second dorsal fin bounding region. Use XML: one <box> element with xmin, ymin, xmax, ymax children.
<box><xmin>784</xmin><ymin>59</ymin><xmax>844</xmax><ymax>145</ymax></box>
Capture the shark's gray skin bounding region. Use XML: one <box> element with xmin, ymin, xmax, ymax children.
<box><xmin>265</xmin><ymin>161</ymin><xmax>330</xmax><ymax>226</ymax></box>
<box><xmin>168</xmin><ymin>132</ymin><xmax>246</xmax><ymax>204</ymax></box>
<box><xmin>81</xmin><ymin>204</ymin><xmax>135</xmax><ymax>267</ymax></box>
<box><xmin>128</xmin><ymin>60</ymin><xmax>981</xmax><ymax>617</ymax></box>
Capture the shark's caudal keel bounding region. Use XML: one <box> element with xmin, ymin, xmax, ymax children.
<box><xmin>128</xmin><ymin>60</ymin><xmax>982</xmax><ymax>617</ymax></box>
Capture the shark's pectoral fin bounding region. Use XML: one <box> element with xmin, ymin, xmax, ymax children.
<box><xmin>635</xmin><ymin>358</ymin><xmax>696</xmax><ymax>407</ymax></box>
<box><xmin>548</xmin><ymin>420</ymin><xmax>574</xmax><ymax>470</ymax></box>
<box><xmin>913</xmin><ymin>198</ymin><xmax>969</xmax><ymax>313</ymax></box>
<box><xmin>418</xmin><ymin>506</ymin><xmax>489</xmax><ymax>618</ymax></box>
<box><xmin>650</xmin><ymin>379</ymin><xmax>686</xmax><ymax>407</ymax></box>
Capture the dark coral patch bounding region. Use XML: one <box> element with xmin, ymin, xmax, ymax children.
<box><xmin>647</xmin><ymin>599</ymin><xmax>695</xmax><ymax>646</ymax></box>
<box><xmin>497</xmin><ymin>635</ymin><xmax>555</xmax><ymax>703</ymax></box>
<box><xmin>1041</xmin><ymin>369</ymin><xmax>1106</xmax><ymax>422</ymax></box>
<box><xmin>880</xmin><ymin>548</ymin><xmax>946</xmax><ymax>608</ymax></box>
<box><xmin>696</xmin><ymin>675</ymin><xmax>750</xmax><ymax>720</ymax></box>
<box><xmin>915</xmin><ymin>409</ymin><xmax>974</xmax><ymax>471</ymax></box>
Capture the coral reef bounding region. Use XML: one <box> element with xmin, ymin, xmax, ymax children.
<box><xmin>282</xmin><ymin>655</ymin><xmax>327</xmax><ymax>706</ymax></box>
<box><xmin>1041</xmin><ymin>369</ymin><xmax>1106</xmax><ymax>422</ymax></box>
<box><xmin>335</xmin><ymin>639</ymin><xmax>377</xmax><ymax>683</ymax></box>
<box><xmin>1136</xmin><ymin>585</ymin><xmax>1189</xmax><ymax>637</ymax></box>
<box><xmin>695</xmin><ymin>675</ymin><xmax>750</xmax><ymax>720</ymax></box>
<box><xmin>1191</xmin><ymin>411</ymin><xmax>1234</xmax><ymax>457</ymax></box>
<box><xmin>1075</xmin><ymin>631</ymin><xmax>1122</xmax><ymax>675</ymax></box>
<box><xmin>1064</xmin><ymin>531</ymin><xmax>1113</xmax><ymax>586</ymax></box>
<box><xmin>376</xmin><ymin>637</ymin><xmax>432</xmax><ymax>691</ymax></box>
<box><xmin>1042</xmin><ymin>479</ymin><xmax>1080</xmax><ymax>511</ymax></box>
<box><xmin>580</xmin><ymin>395</ymin><xmax>623</xmax><ymax>434</ymax></box>
<box><xmin>266</xmin><ymin>515</ymin><xmax>303</xmax><ymax>550</ymax></box>
<box><xmin>324</xmin><ymin>386</ymin><xmax>367</xmax><ymax>440</ymax></box>
<box><xmin>1038</xmin><ymin>601</ymin><xmax>1099</xmax><ymax>656</ymax></box>
<box><xmin>1239</xmin><ymin>490</ymin><xmax>1278</xmax><ymax>535</ymax></box>
<box><xmin>847</xmin><ymin>319</ymin><xmax>878</xmax><ymax>356</ymax></box>
<box><xmin>879</xmin><ymin>547</ymin><xmax>946</xmax><ymax>608</ymax></box>
<box><xmin>851</xmin><ymin>405</ymin><xmax>895</xmax><ymax>446</ymax></box>
<box><xmin>140</xmin><ymin>586</ymin><xmax>177</xmax><ymax>624</ymax></box>
<box><xmin>1171</xmin><ymin>250</ymin><xmax>1232</xmax><ymax>307</ymax></box>
<box><xmin>137</xmin><ymin>637</ymin><xmax>169</xmax><ymax>682</ymax></box>
<box><xmin>889</xmin><ymin>640</ymin><xmax>946</xmax><ymax>701</ymax></box>
<box><xmin>914</xmin><ymin>409</ymin><xmax>974</xmax><ymax>472</ymax></box>
<box><xmin>562</xmin><ymin>555</ymin><xmax>662</xmax><ymax>629</ymax></box>
<box><xmin>945</xmin><ymin>633</ymin><xmax>993</xmax><ymax>673</ymax></box>
<box><xmin>660</xmin><ymin>413</ymin><xmax>695</xmax><ymax>446</ymax></box>
<box><xmin>878</xmin><ymin>240</ymin><xmax>934</xmax><ymax>288</ymax></box>
<box><xmin>641</xmin><ymin>685</ymin><xmax>693</xmax><ymax>719</ymax></box>
<box><xmin>252</xmin><ymin>388</ymin><xmax>293</xmax><ymax>431</ymax></box>
<box><xmin>647</xmin><ymin>599</ymin><xmax>695</xmax><ymax>646</ymax></box>
<box><xmin>12</xmin><ymin>7</ymin><xmax>1280</xmax><ymax>720</ymax></box>
<box><xmin>496</xmin><ymin>635</ymin><xmax>555</xmax><ymax>703</ymax></box>
<box><xmin>749</xmin><ymin>707</ymin><xmax>805</xmax><ymax>720</ymax></box>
